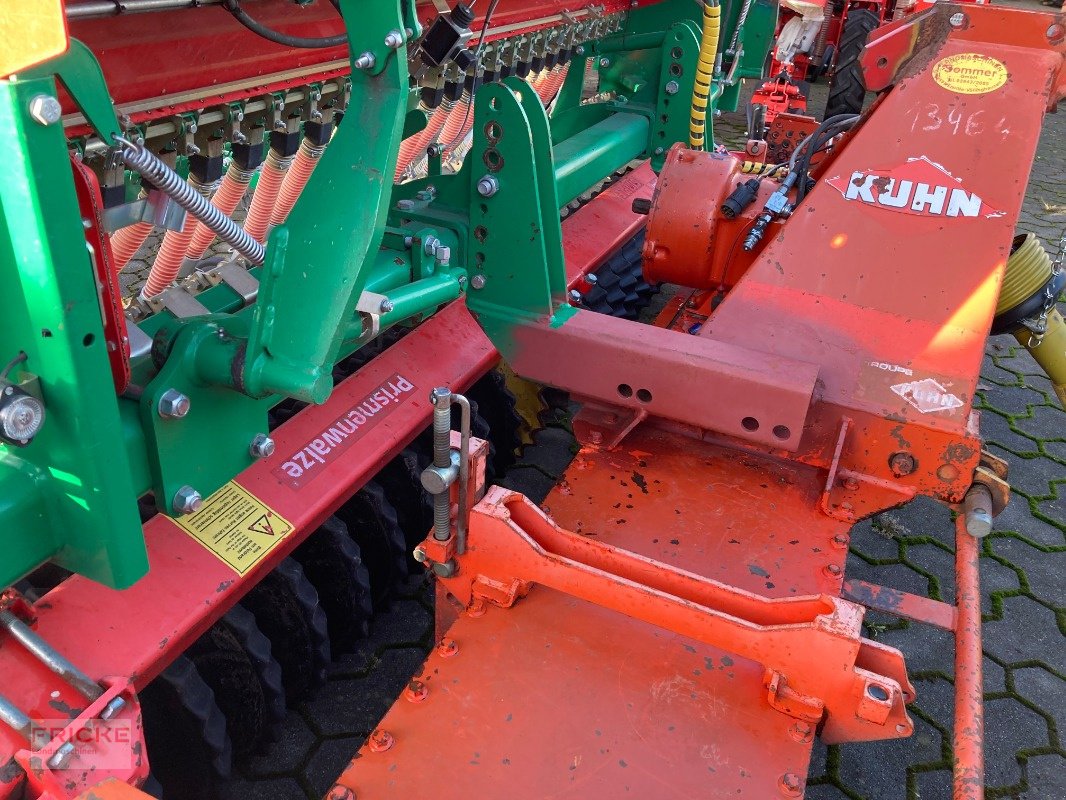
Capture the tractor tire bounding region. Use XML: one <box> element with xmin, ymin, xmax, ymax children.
<box><xmin>823</xmin><ymin>9</ymin><xmax>879</xmax><ymax>119</ymax></box>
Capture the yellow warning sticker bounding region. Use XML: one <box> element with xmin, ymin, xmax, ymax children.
<box><xmin>932</xmin><ymin>53</ymin><xmax>1008</xmax><ymax>95</ymax></box>
<box><xmin>173</xmin><ymin>481</ymin><xmax>295</xmax><ymax>575</ymax></box>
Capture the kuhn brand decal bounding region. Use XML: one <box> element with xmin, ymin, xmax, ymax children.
<box><xmin>827</xmin><ymin>156</ymin><xmax>1004</xmax><ymax>220</ymax></box>
<box><xmin>890</xmin><ymin>378</ymin><xmax>964</xmax><ymax>415</ymax></box>
<box><xmin>273</xmin><ymin>373</ymin><xmax>416</xmax><ymax>489</ymax></box>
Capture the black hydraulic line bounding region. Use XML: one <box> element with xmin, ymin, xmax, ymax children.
<box><xmin>223</xmin><ymin>0</ymin><xmax>347</xmax><ymax>49</ymax></box>
<box><xmin>0</xmin><ymin>352</ymin><xmax>27</xmax><ymax>381</ymax></box>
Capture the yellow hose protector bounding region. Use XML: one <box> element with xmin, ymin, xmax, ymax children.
<box><xmin>689</xmin><ymin>0</ymin><xmax>721</xmax><ymax>149</ymax></box>
<box><xmin>1001</xmin><ymin>233</ymin><xmax>1066</xmax><ymax>407</ymax></box>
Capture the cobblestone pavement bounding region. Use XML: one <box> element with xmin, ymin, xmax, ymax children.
<box><xmin>125</xmin><ymin>59</ymin><xmax>1065</xmax><ymax>800</ymax></box>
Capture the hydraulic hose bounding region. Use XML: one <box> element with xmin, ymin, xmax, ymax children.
<box><xmin>223</xmin><ymin>0</ymin><xmax>347</xmax><ymax>49</ymax></box>
<box><xmin>995</xmin><ymin>233</ymin><xmax>1066</xmax><ymax>407</ymax></box>
<box><xmin>270</xmin><ymin>139</ymin><xmax>328</xmax><ymax>228</ymax></box>
<box><xmin>689</xmin><ymin>0</ymin><xmax>721</xmax><ymax>150</ymax></box>
<box><xmin>243</xmin><ymin>149</ymin><xmax>293</xmax><ymax>244</ymax></box>
<box><xmin>186</xmin><ymin>163</ymin><xmax>254</xmax><ymax>262</ymax></box>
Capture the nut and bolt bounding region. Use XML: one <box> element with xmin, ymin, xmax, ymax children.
<box><xmin>888</xmin><ymin>451</ymin><xmax>917</xmax><ymax>477</ymax></box>
<box><xmin>436</xmin><ymin>638</ymin><xmax>459</xmax><ymax>658</ymax></box>
<box><xmin>28</xmin><ymin>94</ymin><xmax>62</xmax><ymax>126</ymax></box>
<box><xmin>396</xmin><ymin>198</ymin><xmax>415</xmax><ymax>211</ymax></box>
<box><xmin>423</xmin><ymin>235</ymin><xmax>441</xmax><ymax>256</ymax></box>
<box><xmin>47</xmin><ymin>741</ymin><xmax>76</xmax><ymax>770</ymax></box>
<box><xmin>249</xmin><ymin>433</ymin><xmax>275</xmax><ymax>459</ymax></box>
<box><xmin>470</xmin><ymin>274</ymin><xmax>487</xmax><ymax>290</ymax></box>
<box><xmin>354</xmin><ymin>52</ymin><xmax>377</xmax><ymax>70</ymax></box>
<box><xmin>778</xmin><ymin>772</ymin><xmax>803</xmax><ymax>797</ymax></box>
<box><xmin>788</xmin><ymin>721</ymin><xmax>813</xmax><ymax>743</ymax></box>
<box><xmin>477</xmin><ymin>175</ymin><xmax>500</xmax><ymax>197</ymax></box>
<box><xmin>435</xmin><ymin>245</ymin><xmax>451</xmax><ymax>267</ymax></box>
<box><xmin>384</xmin><ymin>30</ymin><xmax>404</xmax><ymax>48</ymax></box>
<box><xmin>157</xmin><ymin>388</ymin><xmax>191</xmax><ymax>420</ymax></box>
<box><xmin>664</xmin><ymin>80</ymin><xmax>680</xmax><ymax>95</ymax></box>
<box><xmin>172</xmin><ymin>485</ymin><xmax>203</xmax><ymax>515</ymax></box>
<box><xmin>324</xmin><ymin>785</ymin><xmax>356</xmax><ymax>800</ymax></box>
<box><xmin>404</xmin><ymin>679</ymin><xmax>429</xmax><ymax>703</ymax></box>
<box><xmin>367</xmin><ymin>729</ymin><xmax>395</xmax><ymax>752</ymax></box>
<box><xmin>379</xmin><ymin>298</ymin><xmax>394</xmax><ymax>313</ymax></box>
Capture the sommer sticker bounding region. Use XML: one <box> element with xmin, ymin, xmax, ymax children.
<box><xmin>932</xmin><ymin>54</ymin><xmax>1008</xmax><ymax>95</ymax></box>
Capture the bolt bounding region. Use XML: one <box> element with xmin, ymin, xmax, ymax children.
<box><xmin>100</xmin><ymin>697</ymin><xmax>126</xmax><ymax>721</ymax></box>
<box><xmin>888</xmin><ymin>451</ymin><xmax>917</xmax><ymax>477</ymax></box>
<box><xmin>28</xmin><ymin>94</ymin><xmax>62</xmax><ymax>126</ymax></box>
<box><xmin>157</xmin><ymin>388</ymin><xmax>191</xmax><ymax>419</ymax></box>
<box><xmin>778</xmin><ymin>772</ymin><xmax>803</xmax><ymax>797</ymax></box>
<box><xmin>396</xmin><ymin>199</ymin><xmax>415</xmax><ymax>211</ymax></box>
<box><xmin>325</xmin><ymin>785</ymin><xmax>356</xmax><ymax>800</ymax></box>
<box><xmin>839</xmin><ymin>501</ymin><xmax>853</xmax><ymax>513</ymax></box>
<box><xmin>599</xmin><ymin>57</ymin><xmax>611</xmax><ymax>68</ymax></box>
<box><xmin>589</xmin><ymin>430</ymin><xmax>603</xmax><ymax>445</ymax></box>
<box><xmin>949</xmin><ymin>11</ymin><xmax>966</xmax><ymax>27</ymax></box>
<box><xmin>379</xmin><ymin>298</ymin><xmax>394</xmax><ymax>313</ymax></box>
<box><xmin>412</xmin><ymin>545</ymin><xmax>427</xmax><ymax>563</ymax></box>
<box><xmin>384</xmin><ymin>29</ymin><xmax>404</xmax><ymax>48</ymax></box>
<box><xmin>586</xmin><ymin>274</ymin><xmax>598</xmax><ymax>285</ymax></box>
<box><xmin>788</xmin><ymin>721</ymin><xmax>813</xmax><ymax>743</ymax></box>
<box><xmin>404</xmin><ymin>679</ymin><xmax>429</xmax><ymax>702</ymax></box>
<box><xmin>354</xmin><ymin>52</ymin><xmax>377</xmax><ymax>70</ymax></box>
<box><xmin>569</xmin><ymin>289</ymin><xmax>583</xmax><ymax>304</ymax></box>
<box><xmin>831</xmin><ymin>533</ymin><xmax>849</xmax><ymax>549</ymax></box>
<box><xmin>665</xmin><ymin>80</ymin><xmax>679</xmax><ymax>95</ymax></box>
<box><xmin>249</xmin><ymin>433</ymin><xmax>275</xmax><ymax>459</ymax></box>
<box><xmin>437</xmin><ymin>638</ymin><xmax>459</xmax><ymax>658</ymax></box>
<box><xmin>824</xmin><ymin>563</ymin><xmax>842</xmax><ymax>577</ymax></box>
<box><xmin>477</xmin><ymin>175</ymin><xmax>500</xmax><ymax>197</ymax></box>
<box><xmin>47</xmin><ymin>741</ymin><xmax>76</xmax><ymax>770</ymax></box>
<box><xmin>575</xmin><ymin>45</ymin><xmax>585</xmax><ymax>55</ymax></box>
<box><xmin>423</xmin><ymin>235</ymin><xmax>441</xmax><ymax>256</ymax></box>
<box><xmin>470</xmin><ymin>274</ymin><xmax>487</xmax><ymax>290</ymax></box>
<box><xmin>653</xmin><ymin>146</ymin><xmax>665</xmax><ymax>155</ymax></box>
<box><xmin>172</xmin><ymin>485</ymin><xmax>203</xmax><ymax>515</ymax></box>
<box><xmin>435</xmin><ymin>245</ymin><xmax>451</xmax><ymax>267</ymax></box>
<box><xmin>367</xmin><ymin>729</ymin><xmax>394</xmax><ymax>752</ymax></box>
<box><xmin>843</xmin><ymin>476</ymin><xmax>858</xmax><ymax>490</ymax></box>
<box><xmin>631</xmin><ymin>197</ymin><xmax>653</xmax><ymax>215</ymax></box>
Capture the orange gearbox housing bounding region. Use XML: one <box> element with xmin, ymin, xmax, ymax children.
<box><xmin>641</xmin><ymin>144</ymin><xmax>777</xmax><ymax>291</ymax></box>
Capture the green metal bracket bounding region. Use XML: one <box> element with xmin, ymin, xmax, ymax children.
<box><xmin>0</xmin><ymin>75</ymin><xmax>145</xmax><ymax>589</ymax></box>
<box><xmin>464</xmin><ymin>80</ymin><xmax>570</xmax><ymax>351</ymax></box>
<box><xmin>650</xmin><ymin>22</ymin><xmax>700</xmax><ymax>171</ymax></box>
<box><xmin>20</xmin><ymin>38</ymin><xmax>120</xmax><ymax>142</ymax></box>
<box><xmin>140</xmin><ymin>318</ymin><xmax>272</xmax><ymax>516</ymax></box>
<box><xmin>190</xmin><ymin>0</ymin><xmax>408</xmax><ymax>403</ymax></box>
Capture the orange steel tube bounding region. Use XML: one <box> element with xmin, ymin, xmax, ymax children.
<box><xmin>185</xmin><ymin>164</ymin><xmax>252</xmax><ymax>262</ymax></box>
<box><xmin>269</xmin><ymin>139</ymin><xmax>326</xmax><ymax>229</ymax></box>
<box><xmin>437</xmin><ymin>99</ymin><xmax>468</xmax><ymax>155</ymax></box>
<box><xmin>395</xmin><ymin>106</ymin><xmax>443</xmax><ymax>181</ymax></box>
<box><xmin>109</xmin><ymin>220</ymin><xmax>154</xmax><ymax>272</ymax></box>
<box><xmin>953</xmin><ymin>515</ymin><xmax>984</xmax><ymax>800</ymax></box>
<box><xmin>243</xmin><ymin>150</ymin><xmax>291</xmax><ymax>244</ymax></box>
<box><xmin>141</xmin><ymin>177</ymin><xmax>212</xmax><ymax>298</ymax></box>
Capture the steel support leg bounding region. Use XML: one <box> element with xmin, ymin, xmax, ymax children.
<box><xmin>953</xmin><ymin>515</ymin><xmax>984</xmax><ymax>800</ymax></box>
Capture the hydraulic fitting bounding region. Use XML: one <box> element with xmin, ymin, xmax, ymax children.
<box><xmin>721</xmin><ymin>179</ymin><xmax>761</xmax><ymax>219</ymax></box>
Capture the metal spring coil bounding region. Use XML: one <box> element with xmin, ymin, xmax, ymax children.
<box><xmin>115</xmin><ymin>136</ymin><xmax>264</xmax><ymax>266</ymax></box>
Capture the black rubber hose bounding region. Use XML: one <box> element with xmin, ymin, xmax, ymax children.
<box><xmin>224</xmin><ymin>0</ymin><xmax>347</xmax><ymax>49</ymax></box>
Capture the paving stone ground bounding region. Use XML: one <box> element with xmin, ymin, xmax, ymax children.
<box><xmin>125</xmin><ymin>43</ymin><xmax>1065</xmax><ymax>800</ymax></box>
